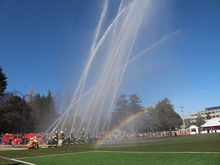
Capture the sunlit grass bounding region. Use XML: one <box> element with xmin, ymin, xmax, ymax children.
<box><xmin>0</xmin><ymin>133</ymin><xmax>219</xmax><ymax>164</ymax></box>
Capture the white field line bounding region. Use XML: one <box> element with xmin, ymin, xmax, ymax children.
<box><xmin>16</xmin><ymin>150</ymin><xmax>220</xmax><ymax>160</ymax></box>
<box><xmin>17</xmin><ymin>151</ymin><xmax>95</xmax><ymax>159</ymax></box>
<box><xmin>0</xmin><ymin>148</ymin><xmax>27</xmax><ymax>151</ymax></box>
<box><xmin>0</xmin><ymin>155</ymin><xmax>35</xmax><ymax>165</ymax></box>
<box><xmin>94</xmin><ymin>150</ymin><xmax>220</xmax><ymax>154</ymax></box>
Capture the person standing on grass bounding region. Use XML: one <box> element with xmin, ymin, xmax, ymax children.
<box><xmin>54</xmin><ymin>131</ymin><xmax>58</xmax><ymax>148</ymax></box>
<box><xmin>170</xmin><ymin>129</ymin><xmax>172</xmax><ymax>137</ymax></box>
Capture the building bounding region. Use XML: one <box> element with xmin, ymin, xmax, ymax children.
<box><xmin>182</xmin><ymin>106</ymin><xmax>220</xmax><ymax>127</ymax></box>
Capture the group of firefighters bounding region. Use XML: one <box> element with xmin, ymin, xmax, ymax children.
<box><xmin>26</xmin><ymin>128</ymin><xmax>99</xmax><ymax>149</ymax></box>
<box><xmin>45</xmin><ymin>129</ymin><xmax>95</xmax><ymax>148</ymax></box>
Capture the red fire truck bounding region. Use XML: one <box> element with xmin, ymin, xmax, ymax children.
<box><xmin>2</xmin><ymin>133</ymin><xmax>14</xmax><ymax>145</ymax></box>
<box><xmin>1</xmin><ymin>133</ymin><xmax>43</xmax><ymax>145</ymax></box>
<box><xmin>24</xmin><ymin>133</ymin><xmax>43</xmax><ymax>143</ymax></box>
<box><xmin>1</xmin><ymin>133</ymin><xmax>23</xmax><ymax>145</ymax></box>
<box><xmin>13</xmin><ymin>134</ymin><xmax>23</xmax><ymax>144</ymax></box>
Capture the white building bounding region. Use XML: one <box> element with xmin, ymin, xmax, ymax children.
<box><xmin>182</xmin><ymin>106</ymin><xmax>220</xmax><ymax>126</ymax></box>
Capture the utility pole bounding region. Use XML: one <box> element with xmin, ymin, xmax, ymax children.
<box><xmin>180</xmin><ymin>106</ymin><xmax>185</xmax><ymax>131</ymax></box>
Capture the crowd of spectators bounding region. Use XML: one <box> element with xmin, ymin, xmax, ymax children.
<box><xmin>100</xmin><ymin>130</ymin><xmax>189</xmax><ymax>140</ymax></box>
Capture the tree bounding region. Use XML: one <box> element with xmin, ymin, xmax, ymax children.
<box><xmin>27</xmin><ymin>89</ymin><xmax>57</xmax><ymax>132</ymax></box>
<box><xmin>0</xmin><ymin>66</ymin><xmax>7</xmax><ymax>96</ymax></box>
<box><xmin>0</xmin><ymin>66</ymin><xmax>8</xmax><ymax>106</ymax></box>
<box><xmin>128</xmin><ymin>94</ymin><xmax>142</xmax><ymax>132</ymax></box>
<box><xmin>0</xmin><ymin>90</ymin><xmax>19</xmax><ymax>107</ymax></box>
<box><xmin>149</xmin><ymin>98</ymin><xmax>182</xmax><ymax>131</ymax></box>
<box><xmin>64</xmin><ymin>90</ymin><xmax>73</xmax><ymax>109</ymax></box>
<box><xmin>206</xmin><ymin>113</ymin><xmax>211</xmax><ymax>120</ymax></box>
<box><xmin>45</xmin><ymin>89</ymin><xmax>56</xmax><ymax>129</ymax></box>
<box><xmin>26</xmin><ymin>86</ymin><xmax>40</xmax><ymax>132</ymax></box>
<box><xmin>133</xmin><ymin>112</ymin><xmax>147</xmax><ymax>133</ymax></box>
<box><xmin>145</xmin><ymin>114</ymin><xmax>161</xmax><ymax>132</ymax></box>
<box><xmin>54</xmin><ymin>90</ymin><xmax>63</xmax><ymax>114</ymax></box>
<box><xmin>128</xmin><ymin>94</ymin><xmax>142</xmax><ymax>114</ymax></box>
<box><xmin>0</xmin><ymin>96</ymin><xmax>32</xmax><ymax>134</ymax></box>
<box><xmin>112</xmin><ymin>94</ymin><xmax>129</xmax><ymax>124</ymax></box>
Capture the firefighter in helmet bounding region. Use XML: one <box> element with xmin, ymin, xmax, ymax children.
<box><xmin>7</xmin><ymin>137</ymin><xmax>13</xmax><ymax>145</ymax></box>
<box><xmin>28</xmin><ymin>138</ymin><xmax>35</xmax><ymax>149</ymax></box>
<box><xmin>79</xmin><ymin>128</ymin><xmax>85</xmax><ymax>145</ymax></box>
<box><xmin>53</xmin><ymin>130</ymin><xmax>58</xmax><ymax>148</ymax></box>
<box><xmin>60</xmin><ymin>131</ymin><xmax>65</xmax><ymax>147</ymax></box>
<box><xmin>46</xmin><ymin>137</ymin><xmax>51</xmax><ymax>148</ymax></box>
<box><xmin>34</xmin><ymin>136</ymin><xmax>39</xmax><ymax>149</ymax></box>
<box><xmin>70</xmin><ymin>128</ymin><xmax>77</xmax><ymax>145</ymax></box>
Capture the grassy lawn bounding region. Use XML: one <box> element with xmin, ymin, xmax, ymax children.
<box><xmin>0</xmin><ymin>133</ymin><xmax>219</xmax><ymax>164</ymax></box>
<box><xmin>19</xmin><ymin>152</ymin><xmax>220</xmax><ymax>165</ymax></box>
<box><xmin>97</xmin><ymin>133</ymin><xmax>220</xmax><ymax>152</ymax></box>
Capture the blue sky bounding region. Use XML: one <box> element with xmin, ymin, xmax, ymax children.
<box><xmin>0</xmin><ymin>0</ymin><xmax>220</xmax><ymax>117</ymax></box>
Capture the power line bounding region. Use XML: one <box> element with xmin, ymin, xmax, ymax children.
<box><xmin>7</xmin><ymin>82</ymin><xmax>27</xmax><ymax>93</ymax></box>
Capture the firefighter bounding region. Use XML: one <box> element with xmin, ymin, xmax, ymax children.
<box><xmin>66</xmin><ymin>136</ymin><xmax>70</xmax><ymax>146</ymax></box>
<box><xmin>60</xmin><ymin>131</ymin><xmax>65</xmax><ymax>147</ymax></box>
<box><xmin>28</xmin><ymin>138</ymin><xmax>35</xmax><ymax>149</ymax></box>
<box><xmin>70</xmin><ymin>132</ymin><xmax>74</xmax><ymax>145</ymax></box>
<box><xmin>7</xmin><ymin>138</ymin><xmax>12</xmax><ymax>145</ymax></box>
<box><xmin>79</xmin><ymin>128</ymin><xmax>85</xmax><ymax>145</ymax></box>
<box><xmin>34</xmin><ymin>136</ymin><xmax>39</xmax><ymax>149</ymax></box>
<box><xmin>75</xmin><ymin>138</ymin><xmax>79</xmax><ymax>145</ymax></box>
<box><xmin>46</xmin><ymin>137</ymin><xmax>51</xmax><ymax>148</ymax></box>
<box><xmin>22</xmin><ymin>135</ymin><xmax>25</xmax><ymax>144</ymax></box>
<box><xmin>63</xmin><ymin>137</ymin><xmax>67</xmax><ymax>146</ymax></box>
<box><xmin>53</xmin><ymin>131</ymin><xmax>58</xmax><ymax>148</ymax></box>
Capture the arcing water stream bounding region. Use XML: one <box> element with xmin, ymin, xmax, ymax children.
<box><xmin>42</xmin><ymin>0</ymin><xmax>179</xmax><ymax>140</ymax></box>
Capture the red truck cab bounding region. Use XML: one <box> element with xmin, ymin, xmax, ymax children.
<box><xmin>25</xmin><ymin>133</ymin><xmax>43</xmax><ymax>143</ymax></box>
<box><xmin>12</xmin><ymin>134</ymin><xmax>23</xmax><ymax>144</ymax></box>
<box><xmin>2</xmin><ymin>133</ymin><xmax>14</xmax><ymax>145</ymax></box>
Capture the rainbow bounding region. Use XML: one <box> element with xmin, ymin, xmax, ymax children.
<box><xmin>94</xmin><ymin>101</ymin><xmax>172</xmax><ymax>148</ymax></box>
<box><xmin>94</xmin><ymin>109</ymin><xmax>151</xmax><ymax>149</ymax></box>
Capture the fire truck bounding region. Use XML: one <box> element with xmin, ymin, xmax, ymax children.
<box><xmin>1</xmin><ymin>133</ymin><xmax>23</xmax><ymax>145</ymax></box>
<box><xmin>1</xmin><ymin>133</ymin><xmax>43</xmax><ymax>145</ymax></box>
<box><xmin>2</xmin><ymin>133</ymin><xmax>14</xmax><ymax>145</ymax></box>
<box><xmin>24</xmin><ymin>133</ymin><xmax>43</xmax><ymax>144</ymax></box>
<box><xmin>12</xmin><ymin>134</ymin><xmax>23</xmax><ymax>144</ymax></box>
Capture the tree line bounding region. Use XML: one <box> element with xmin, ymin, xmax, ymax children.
<box><xmin>0</xmin><ymin>88</ymin><xmax>57</xmax><ymax>134</ymax></box>
<box><xmin>0</xmin><ymin>65</ymin><xmax>73</xmax><ymax>134</ymax></box>
<box><xmin>110</xmin><ymin>95</ymin><xmax>183</xmax><ymax>133</ymax></box>
<box><xmin>0</xmin><ymin>65</ymin><xmax>183</xmax><ymax>135</ymax></box>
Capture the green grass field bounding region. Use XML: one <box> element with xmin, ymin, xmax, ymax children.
<box><xmin>0</xmin><ymin>133</ymin><xmax>220</xmax><ymax>165</ymax></box>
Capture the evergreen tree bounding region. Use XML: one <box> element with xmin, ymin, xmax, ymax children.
<box><xmin>128</xmin><ymin>94</ymin><xmax>142</xmax><ymax>114</ymax></box>
<box><xmin>46</xmin><ymin>89</ymin><xmax>56</xmax><ymax>128</ymax></box>
<box><xmin>0</xmin><ymin>66</ymin><xmax>7</xmax><ymax>96</ymax></box>
<box><xmin>0</xmin><ymin>96</ymin><xmax>32</xmax><ymax>134</ymax></box>
<box><xmin>150</xmin><ymin>98</ymin><xmax>182</xmax><ymax>131</ymax></box>
<box><xmin>0</xmin><ymin>66</ymin><xmax>8</xmax><ymax>106</ymax></box>
<box><xmin>113</xmin><ymin>94</ymin><xmax>129</xmax><ymax>123</ymax></box>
